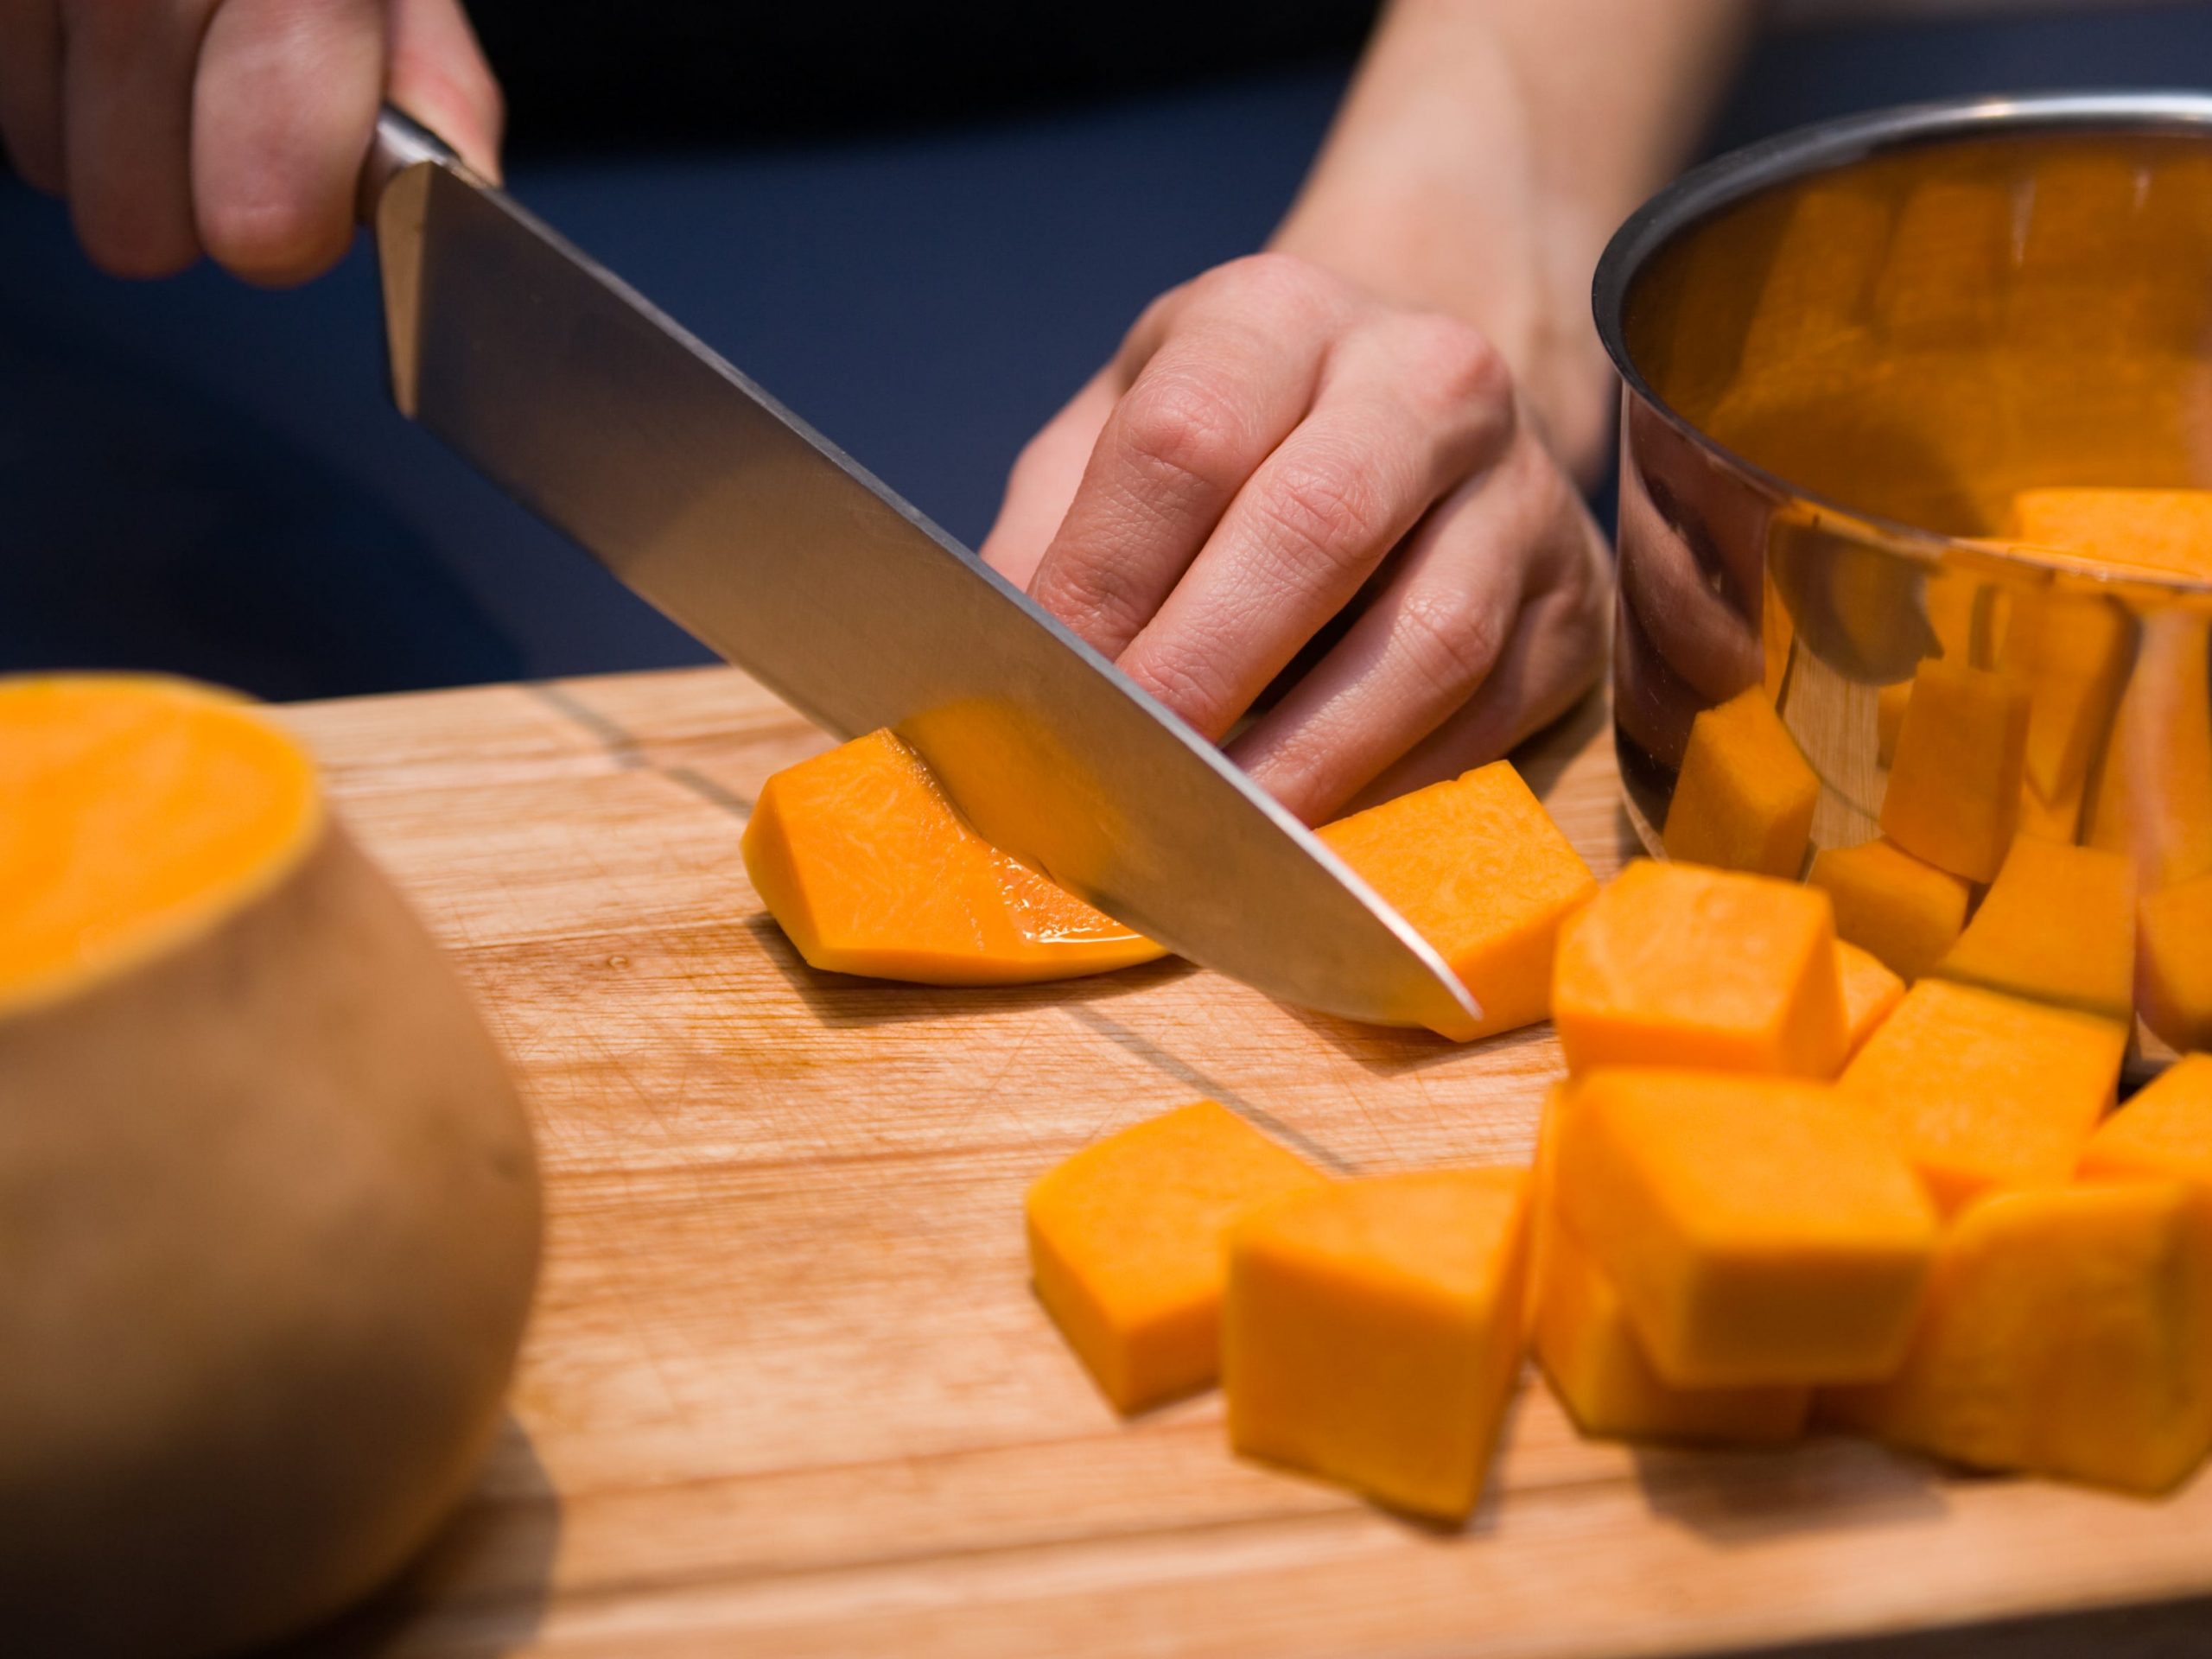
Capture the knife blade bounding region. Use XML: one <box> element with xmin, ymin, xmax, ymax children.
<box><xmin>360</xmin><ymin>108</ymin><xmax>1479</xmax><ymax>1036</ymax></box>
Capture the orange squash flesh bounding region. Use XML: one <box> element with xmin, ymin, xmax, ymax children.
<box><xmin>1551</xmin><ymin>860</ymin><xmax>1848</xmax><ymax>1079</ymax></box>
<box><xmin>2080</xmin><ymin>1053</ymin><xmax>2212</xmax><ymax>1192</ymax></box>
<box><xmin>1224</xmin><ymin>1168</ymin><xmax>1530</xmax><ymax>1522</ymax></box>
<box><xmin>2139</xmin><ymin>875</ymin><xmax>2212</xmax><ymax>1054</ymax></box>
<box><xmin>1933</xmin><ymin>835</ymin><xmax>2137</xmax><ymax>1023</ymax></box>
<box><xmin>1825</xmin><ymin>1181</ymin><xmax>2212</xmax><ymax>1495</ymax></box>
<box><xmin>1552</xmin><ymin>1068</ymin><xmax>1936</xmax><ymax>1389</ymax></box>
<box><xmin>1026</xmin><ymin>1102</ymin><xmax>1326</xmax><ymax>1414</ymax></box>
<box><xmin>1838</xmin><ymin>979</ymin><xmax>2127</xmax><ymax>1214</ymax></box>
<box><xmin>1662</xmin><ymin>687</ymin><xmax>1820</xmax><ymax>880</ymax></box>
<box><xmin>1837</xmin><ymin>941</ymin><xmax>1904</xmax><ymax>1059</ymax></box>
<box><xmin>744</xmin><ymin>729</ymin><xmax>1164</xmax><ymax>985</ymax></box>
<box><xmin>1880</xmin><ymin>658</ymin><xmax>2032</xmax><ymax>884</ymax></box>
<box><xmin>2007</xmin><ymin>487</ymin><xmax>2212</xmax><ymax>582</ymax></box>
<box><xmin>2086</xmin><ymin>611</ymin><xmax>2212</xmax><ymax>895</ymax></box>
<box><xmin>1531</xmin><ymin>1090</ymin><xmax>1808</xmax><ymax>1445</ymax></box>
<box><xmin>1319</xmin><ymin>760</ymin><xmax>1595</xmax><ymax>1043</ymax></box>
<box><xmin>1806</xmin><ymin>838</ymin><xmax>1971</xmax><ymax>983</ymax></box>
<box><xmin>2001</xmin><ymin>588</ymin><xmax>2133</xmax><ymax>843</ymax></box>
<box><xmin>0</xmin><ymin>676</ymin><xmax>321</xmax><ymax>1010</ymax></box>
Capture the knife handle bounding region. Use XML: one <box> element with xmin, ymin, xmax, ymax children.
<box><xmin>359</xmin><ymin>104</ymin><xmax>462</xmax><ymax>223</ymax></box>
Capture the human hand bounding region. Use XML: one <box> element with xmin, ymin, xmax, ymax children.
<box><xmin>982</xmin><ymin>253</ymin><xmax>1610</xmax><ymax>825</ymax></box>
<box><xmin>0</xmin><ymin>0</ymin><xmax>501</xmax><ymax>283</ymax></box>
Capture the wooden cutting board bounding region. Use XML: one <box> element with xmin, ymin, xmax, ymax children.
<box><xmin>272</xmin><ymin>665</ymin><xmax>2212</xmax><ymax>1659</ymax></box>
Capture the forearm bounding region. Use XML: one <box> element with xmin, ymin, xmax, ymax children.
<box><xmin>1271</xmin><ymin>0</ymin><xmax>1757</xmax><ymax>482</ymax></box>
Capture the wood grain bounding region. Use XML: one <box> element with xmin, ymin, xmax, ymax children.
<box><xmin>268</xmin><ymin>666</ymin><xmax>2212</xmax><ymax>1659</ymax></box>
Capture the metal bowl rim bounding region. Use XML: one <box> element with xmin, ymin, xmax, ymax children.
<box><xmin>1592</xmin><ymin>89</ymin><xmax>2212</xmax><ymax>594</ymax></box>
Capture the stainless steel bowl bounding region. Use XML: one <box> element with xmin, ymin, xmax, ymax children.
<box><xmin>1594</xmin><ymin>92</ymin><xmax>2212</xmax><ymax>1056</ymax></box>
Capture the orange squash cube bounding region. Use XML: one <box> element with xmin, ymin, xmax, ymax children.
<box><xmin>1027</xmin><ymin>1101</ymin><xmax>1326</xmax><ymax>1413</ymax></box>
<box><xmin>1880</xmin><ymin>658</ymin><xmax>2031</xmax><ymax>883</ymax></box>
<box><xmin>1826</xmin><ymin>1181</ymin><xmax>2212</xmax><ymax>1495</ymax></box>
<box><xmin>1533</xmin><ymin>1188</ymin><xmax>1809</xmax><ymax>1446</ymax></box>
<box><xmin>1553</xmin><ymin>1068</ymin><xmax>1936</xmax><ymax>1389</ymax></box>
<box><xmin>1838</xmin><ymin>941</ymin><xmax>1904</xmax><ymax>1059</ymax></box>
<box><xmin>1224</xmin><ymin>1169</ymin><xmax>1530</xmax><ymax>1522</ymax></box>
<box><xmin>2140</xmin><ymin>874</ymin><xmax>2212</xmax><ymax>1053</ymax></box>
<box><xmin>2005</xmin><ymin>588</ymin><xmax>2133</xmax><ymax>842</ymax></box>
<box><xmin>1839</xmin><ymin>979</ymin><xmax>2127</xmax><ymax>1213</ymax></box>
<box><xmin>1552</xmin><ymin>861</ymin><xmax>1848</xmax><ymax>1079</ymax></box>
<box><xmin>2008</xmin><ymin>486</ymin><xmax>2212</xmax><ymax>582</ymax></box>
<box><xmin>1933</xmin><ymin>835</ymin><xmax>2137</xmax><ymax>1022</ymax></box>
<box><xmin>1662</xmin><ymin>688</ymin><xmax>1820</xmax><ymax>880</ymax></box>
<box><xmin>1806</xmin><ymin>838</ymin><xmax>1971</xmax><ymax>982</ymax></box>
<box><xmin>1876</xmin><ymin>681</ymin><xmax>1912</xmax><ymax>768</ymax></box>
<box><xmin>1319</xmin><ymin>760</ymin><xmax>1596</xmax><ymax>1043</ymax></box>
<box><xmin>2087</xmin><ymin>612</ymin><xmax>2212</xmax><ymax>894</ymax></box>
<box><xmin>2081</xmin><ymin>1052</ymin><xmax>2212</xmax><ymax>1191</ymax></box>
<box><xmin>745</xmin><ymin>730</ymin><xmax>1164</xmax><ymax>984</ymax></box>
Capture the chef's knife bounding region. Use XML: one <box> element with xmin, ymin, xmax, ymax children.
<box><xmin>360</xmin><ymin>108</ymin><xmax>1479</xmax><ymax>1036</ymax></box>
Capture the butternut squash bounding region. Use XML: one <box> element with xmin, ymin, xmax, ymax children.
<box><xmin>1224</xmin><ymin>1169</ymin><xmax>1529</xmax><ymax>1522</ymax></box>
<box><xmin>1806</xmin><ymin>837</ymin><xmax>1970</xmax><ymax>982</ymax></box>
<box><xmin>2086</xmin><ymin>610</ymin><xmax>2212</xmax><ymax>894</ymax></box>
<box><xmin>1838</xmin><ymin>940</ymin><xmax>1904</xmax><ymax>1059</ymax></box>
<box><xmin>745</xmin><ymin>729</ymin><xmax>1165</xmax><ymax>984</ymax></box>
<box><xmin>1876</xmin><ymin>681</ymin><xmax>1911</xmax><ymax>768</ymax></box>
<box><xmin>2139</xmin><ymin>875</ymin><xmax>2212</xmax><ymax>1054</ymax></box>
<box><xmin>1553</xmin><ymin>1068</ymin><xmax>1936</xmax><ymax>1389</ymax></box>
<box><xmin>1880</xmin><ymin>658</ymin><xmax>2032</xmax><ymax>883</ymax></box>
<box><xmin>1826</xmin><ymin>1181</ymin><xmax>2212</xmax><ymax>1495</ymax></box>
<box><xmin>2008</xmin><ymin>486</ymin><xmax>2212</xmax><ymax>582</ymax></box>
<box><xmin>1026</xmin><ymin>1101</ymin><xmax>1325</xmax><ymax>1414</ymax></box>
<box><xmin>0</xmin><ymin>676</ymin><xmax>540</xmax><ymax>1657</ymax></box>
<box><xmin>1531</xmin><ymin>1091</ymin><xmax>1808</xmax><ymax>1445</ymax></box>
<box><xmin>1839</xmin><ymin>979</ymin><xmax>2127</xmax><ymax>1214</ymax></box>
<box><xmin>2080</xmin><ymin>1052</ymin><xmax>2212</xmax><ymax>1191</ymax></box>
<box><xmin>1551</xmin><ymin>860</ymin><xmax>1848</xmax><ymax>1079</ymax></box>
<box><xmin>1933</xmin><ymin>835</ymin><xmax>2136</xmax><ymax>1022</ymax></box>
<box><xmin>1662</xmin><ymin>687</ymin><xmax>1820</xmax><ymax>880</ymax></box>
<box><xmin>2002</xmin><ymin>588</ymin><xmax>2133</xmax><ymax>844</ymax></box>
<box><xmin>1318</xmin><ymin>760</ymin><xmax>1596</xmax><ymax>1042</ymax></box>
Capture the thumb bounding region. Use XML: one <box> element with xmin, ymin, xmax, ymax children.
<box><xmin>387</xmin><ymin>0</ymin><xmax>504</xmax><ymax>181</ymax></box>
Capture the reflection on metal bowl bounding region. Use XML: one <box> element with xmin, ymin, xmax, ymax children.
<box><xmin>1595</xmin><ymin>92</ymin><xmax>2212</xmax><ymax>1061</ymax></box>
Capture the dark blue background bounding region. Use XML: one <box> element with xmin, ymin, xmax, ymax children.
<box><xmin>4</xmin><ymin>4</ymin><xmax>2209</xmax><ymax>699</ymax></box>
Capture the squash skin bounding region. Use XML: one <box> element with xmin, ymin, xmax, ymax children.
<box><xmin>0</xmin><ymin>820</ymin><xmax>541</xmax><ymax>1656</ymax></box>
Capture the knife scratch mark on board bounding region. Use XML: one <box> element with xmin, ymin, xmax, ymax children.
<box><xmin>530</xmin><ymin>682</ymin><xmax>646</xmax><ymax>770</ymax></box>
<box><xmin>1052</xmin><ymin>1006</ymin><xmax>1359</xmax><ymax>1179</ymax></box>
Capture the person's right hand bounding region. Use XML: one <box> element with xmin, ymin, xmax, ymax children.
<box><xmin>0</xmin><ymin>0</ymin><xmax>502</xmax><ymax>285</ymax></box>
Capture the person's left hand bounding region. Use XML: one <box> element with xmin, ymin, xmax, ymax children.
<box><xmin>981</xmin><ymin>252</ymin><xmax>1610</xmax><ymax>826</ymax></box>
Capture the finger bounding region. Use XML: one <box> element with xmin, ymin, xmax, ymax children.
<box><xmin>60</xmin><ymin>0</ymin><xmax>216</xmax><ymax>276</ymax></box>
<box><xmin>979</xmin><ymin>370</ymin><xmax>1118</xmax><ymax>593</ymax></box>
<box><xmin>1340</xmin><ymin>521</ymin><xmax>1611</xmax><ymax>815</ymax></box>
<box><xmin>191</xmin><ymin>0</ymin><xmax>383</xmax><ymax>283</ymax></box>
<box><xmin>1120</xmin><ymin>311</ymin><xmax>1515</xmax><ymax>743</ymax></box>
<box><xmin>388</xmin><ymin>0</ymin><xmax>503</xmax><ymax>181</ymax></box>
<box><xmin>1229</xmin><ymin>421</ymin><xmax>1601</xmax><ymax>818</ymax></box>
<box><xmin>0</xmin><ymin>0</ymin><xmax>64</xmax><ymax>192</ymax></box>
<box><xmin>1025</xmin><ymin>256</ymin><xmax>1344</xmax><ymax>660</ymax></box>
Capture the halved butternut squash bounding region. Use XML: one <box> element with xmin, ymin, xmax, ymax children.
<box><xmin>0</xmin><ymin>676</ymin><xmax>540</xmax><ymax>1656</ymax></box>
<box><xmin>744</xmin><ymin>729</ymin><xmax>1165</xmax><ymax>984</ymax></box>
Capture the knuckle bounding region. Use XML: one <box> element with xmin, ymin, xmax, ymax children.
<box><xmin>1261</xmin><ymin>450</ymin><xmax>1387</xmax><ymax>579</ymax></box>
<box><xmin>1396</xmin><ymin>586</ymin><xmax>1508</xmax><ymax>703</ymax></box>
<box><xmin>1113</xmin><ymin>372</ymin><xmax>1248</xmax><ymax>499</ymax></box>
<box><xmin>1202</xmin><ymin>251</ymin><xmax>1344</xmax><ymax>327</ymax></box>
<box><xmin>1130</xmin><ymin>643</ymin><xmax>1239</xmax><ymax>735</ymax></box>
<box><xmin>1401</xmin><ymin>313</ymin><xmax>1514</xmax><ymax>413</ymax></box>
